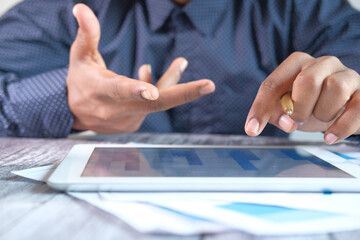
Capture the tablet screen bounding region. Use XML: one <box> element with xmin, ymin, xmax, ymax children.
<box><xmin>81</xmin><ymin>148</ymin><xmax>353</xmax><ymax>178</ymax></box>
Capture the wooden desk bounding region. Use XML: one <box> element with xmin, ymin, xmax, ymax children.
<box><xmin>1</xmin><ymin>133</ymin><xmax>360</xmax><ymax>240</ymax></box>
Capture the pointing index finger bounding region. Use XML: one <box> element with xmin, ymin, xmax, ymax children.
<box><xmin>245</xmin><ymin>52</ymin><xmax>313</xmax><ymax>136</ymax></box>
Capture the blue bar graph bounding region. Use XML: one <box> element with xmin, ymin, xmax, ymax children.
<box><xmin>219</xmin><ymin>202</ymin><xmax>338</xmax><ymax>223</ymax></box>
<box><xmin>158</xmin><ymin>149</ymin><xmax>174</xmax><ymax>162</ymax></box>
<box><xmin>171</xmin><ymin>149</ymin><xmax>203</xmax><ymax>165</ymax></box>
<box><xmin>215</xmin><ymin>149</ymin><xmax>259</xmax><ymax>170</ymax></box>
<box><xmin>229</xmin><ymin>150</ymin><xmax>258</xmax><ymax>170</ymax></box>
<box><xmin>281</xmin><ymin>149</ymin><xmax>335</xmax><ymax>168</ymax></box>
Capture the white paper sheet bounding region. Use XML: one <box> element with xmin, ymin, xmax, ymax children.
<box><xmin>12</xmin><ymin>164</ymin><xmax>360</xmax><ymax>236</ymax></box>
<box><xmin>11</xmin><ymin>165</ymin><xmax>228</xmax><ymax>235</ymax></box>
<box><xmin>141</xmin><ymin>197</ymin><xmax>360</xmax><ymax>235</ymax></box>
<box><xmin>326</xmin><ymin>144</ymin><xmax>360</xmax><ymax>165</ymax></box>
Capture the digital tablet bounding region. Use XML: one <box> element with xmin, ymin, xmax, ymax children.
<box><xmin>47</xmin><ymin>144</ymin><xmax>360</xmax><ymax>192</ymax></box>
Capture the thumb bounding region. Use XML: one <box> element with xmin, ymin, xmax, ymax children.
<box><xmin>71</xmin><ymin>4</ymin><xmax>105</xmax><ymax>67</ymax></box>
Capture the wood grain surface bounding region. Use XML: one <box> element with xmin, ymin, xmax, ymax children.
<box><xmin>1</xmin><ymin>134</ymin><xmax>359</xmax><ymax>240</ymax></box>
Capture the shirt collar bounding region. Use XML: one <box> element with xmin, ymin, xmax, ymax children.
<box><xmin>183</xmin><ymin>0</ymin><xmax>230</xmax><ymax>35</ymax></box>
<box><xmin>146</xmin><ymin>0</ymin><xmax>230</xmax><ymax>35</ymax></box>
<box><xmin>146</xmin><ymin>0</ymin><xmax>175</xmax><ymax>32</ymax></box>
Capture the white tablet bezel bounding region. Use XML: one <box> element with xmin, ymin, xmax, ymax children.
<box><xmin>47</xmin><ymin>144</ymin><xmax>360</xmax><ymax>192</ymax></box>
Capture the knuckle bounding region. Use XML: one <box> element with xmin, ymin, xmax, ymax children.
<box><xmin>346</xmin><ymin>68</ymin><xmax>360</xmax><ymax>87</ymax></box>
<box><xmin>146</xmin><ymin>100</ymin><xmax>164</xmax><ymax>112</ymax></box>
<box><xmin>296</xmin><ymin>73</ymin><xmax>318</xmax><ymax>89</ymax></box>
<box><xmin>324</xmin><ymin>76</ymin><xmax>351</xmax><ymax>100</ymax></box>
<box><xmin>321</xmin><ymin>55</ymin><xmax>342</xmax><ymax>67</ymax></box>
<box><xmin>347</xmin><ymin>68</ymin><xmax>359</xmax><ymax>78</ymax></box>
<box><xmin>182</xmin><ymin>89</ymin><xmax>197</xmax><ymax>103</ymax></box>
<box><xmin>114</xmin><ymin>76</ymin><xmax>143</xmax><ymax>101</ymax></box>
<box><xmin>289</xmin><ymin>52</ymin><xmax>311</xmax><ymax>64</ymax></box>
<box><xmin>289</xmin><ymin>51</ymin><xmax>309</xmax><ymax>60</ymax></box>
<box><xmin>260</xmin><ymin>77</ymin><xmax>280</xmax><ymax>94</ymax></box>
<box><xmin>113</xmin><ymin>78</ymin><xmax>128</xmax><ymax>99</ymax></box>
<box><xmin>287</xmin><ymin>52</ymin><xmax>313</xmax><ymax>71</ymax></box>
<box><xmin>300</xmin><ymin>61</ymin><xmax>313</xmax><ymax>71</ymax></box>
<box><xmin>97</xmin><ymin>108</ymin><xmax>114</xmax><ymax>121</ymax></box>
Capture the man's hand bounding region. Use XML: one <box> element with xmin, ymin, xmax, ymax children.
<box><xmin>245</xmin><ymin>52</ymin><xmax>360</xmax><ymax>144</ymax></box>
<box><xmin>67</xmin><ymin>4</ymin><xmax>215</xmax><ymax>133</ymax></box>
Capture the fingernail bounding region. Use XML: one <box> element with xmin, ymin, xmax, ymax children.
<box><xmin>246</xmin><ymin>118</ymin><xmax>259</xmax><ymax>135</ymax></box>
<box><xmin>147</xmin><ymin>64</ymin><xmax>152</xmax><ymax>74</ymax></box>
<box><xmin>279</xmin><ymin>114</ymin><xmax>293</xmax><ymax>132</ymax></box>
<box><xmin>180</xmin><ymin>59</ymin><xmax>188</xmax><ymax>73</ymax></box>
<box><xmin>141</xmin><ymin>90</ymin><xmax>156</xmax><ymax>100</ymax></box>
<box><xmin>325</xmin><ymin>133</ymin><xmax>339</xmax><ymax>145</ymax></box>
<box><xmin>199</xmin><ymin>83</ymin><xmax>215</xmax><ymax>95</ymax></box>
<box><xmin>72</xmin><ymin>6</ymin><xmax>78</xmax><ymax>16</ymax></box>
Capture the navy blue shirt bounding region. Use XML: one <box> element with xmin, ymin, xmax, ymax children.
<box><xmin>0</xmin><ymin>0</ymin><xmax>360</xmax><ymax>137</ymax></box>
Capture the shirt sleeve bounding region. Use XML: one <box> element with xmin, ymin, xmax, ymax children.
<box><xmin>290</xmin><ymin>0</ymin><xmax>360</xmax><ymax>142</ymax></box>
<box><xmin>0</xmin><ymin>0</ymin><xmax>78</xmax><ymax>137</ymax></box>
<box><xmin>292</xmin><ymin>0</ymin><xmax>360</xmax><ymax>72</ymax></box>
<box><xmin>0</xmin><ymin>69</ymin><xmax>74</xmax><ymax>137</ymax></box>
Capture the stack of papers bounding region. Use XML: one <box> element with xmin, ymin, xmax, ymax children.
<box><xmin>12</xmin><ymin>153</ymin><xmax>360</xmax><ymax>236</ymax></box>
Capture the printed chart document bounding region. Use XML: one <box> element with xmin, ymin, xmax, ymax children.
<box><xmin>12</xmin><ymin>165</ymin><xmax>227</xmax><ymax>235</ymax></box>
<box><xmin>12</xmin><ymin>157</ymin><xmax>360</xmax><ymax>236</ymax></box>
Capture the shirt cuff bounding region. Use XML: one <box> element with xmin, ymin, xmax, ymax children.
<box><xmin>1</xmin><ymin>68</ymin><xmax>73</xmax><ymax>137</ymax></box>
